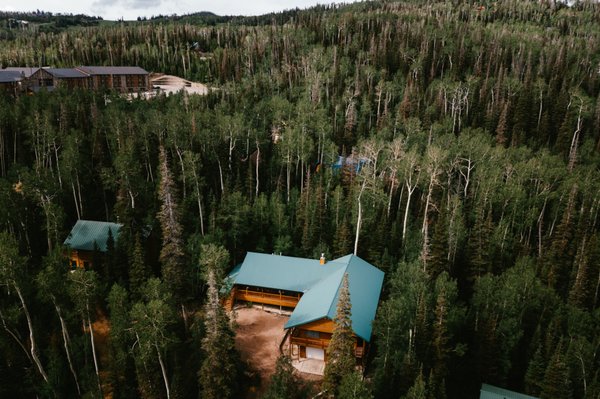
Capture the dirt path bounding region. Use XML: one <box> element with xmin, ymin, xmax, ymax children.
<box><xmin>234</xmin><ymin>306</ymin><xmax>289</xmax><ymax>389</ymax></box>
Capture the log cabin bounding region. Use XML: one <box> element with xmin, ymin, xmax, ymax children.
<box><xmin>63</xmin><ymin>220</ymin><xmax>122</xmax><ymax>270</ymax></box>
<box><xmin>225</xmin><ymin>252</ymin><xmax>384</xmax><ymax>366</ymax></box>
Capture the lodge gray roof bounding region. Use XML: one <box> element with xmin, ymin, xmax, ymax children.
<box><xmin>1</xmin><ymin>67</ymin><xmax>39</xmax><ymax>77</ymax></box>
<box><xmin>46</xmin><ymin>68</ymin><xmax>89</xmax><ymax>78</ymax></box>
<box><xmin>0</xmin><ymin>71</ymin><xmax>25</xmax><ymax>83</ymax></box>
<box><xmin>76</xmin><ymin>66</ymin><xmax>148</xmax><ymax>75</ymax></box>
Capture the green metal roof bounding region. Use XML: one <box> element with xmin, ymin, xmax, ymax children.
<box><xmin>480</xmin><ymin>384</ymin><xmax>538</xmax><ymax>399</ymax></box>
<box><xmin>63</xmin><ymin>220</ymin><xmax>122</xmax><ymax>252</ymax></box>
<box><xmin>230</xmin><ymin>252</ymin><xmax>384</xmax><ymax>342</ymax></box>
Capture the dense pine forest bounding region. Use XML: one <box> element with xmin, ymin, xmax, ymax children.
<box><xmin>1</xmin><ymin>0</ymin><xmax>600</xmax><ymax>398</ymax></box>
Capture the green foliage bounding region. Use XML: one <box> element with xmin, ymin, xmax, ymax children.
<box><xmin>128</xmin><ymin>234</ymin><xmax>149</xmax><ymax>300</ymax></box>
<box><xmin>404</xmin><ymin>370</ymin><xmax>426</xmax><ymax>399</ymax></box>
<box><xmin>338</xmin><ymin>371</ymin><xmax>372</xmax><ymax>399</ymax></box>
<box><xmin>324</xmin><ymin>273</ymin><xmax>355</xmax><ymax>396</ymax></box>
<box><xmin>262</xmin><ymin>355</ymin><xmax>306</xmax><ymax>399</ymax></box>
<box><xmin>199</xmin><ymin>267</ymin><xmax>240</xmax><ymax>399</ymax></box>
<box><xmin>0</xmin><ymin>1</ymin><xmax>599</xmax><ymax>397</ymax></box>
<box><xmin>130</xmin><ymin>278</ymin><xmax>178</xmax><ymax>398</ymax></box>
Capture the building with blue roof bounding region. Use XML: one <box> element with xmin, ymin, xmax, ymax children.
<box><xmin>226</xmin><ymin>252</ymin><xmax>384</xmax><ymax>364</ymax></box>
<box><xmin>63</xmin><ymin>220</ymin><xmax>122</xmax><ymax>269</ymax></box>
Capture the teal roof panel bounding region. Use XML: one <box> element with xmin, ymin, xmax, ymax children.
<box><xmin>63</xmin><ymin>220</ymin><xmax>122</xmax><ymax>252</ymax></box>
<box><xmin>233</xmin><ymin>252</ymin><xmax>346</xmax><ymax>293</ymax></box>
<box><xmin>480</xmin><ymin>384</ymin><xmax>538</xmax><ymax>399</ymax></box>
<box><xmin>339</xmin><ymin>255</ymin><xmax>384</xmax><ymax>341</ymax></box>
<box><xmin>285</xmin><ymin>267</ymin><xmax>345</xmax><ymax>329</ymax></box>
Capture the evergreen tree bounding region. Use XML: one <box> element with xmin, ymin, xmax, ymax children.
<box><xmin>157</xmin><ymin>145</ymin><xmax>187</xmax><ymax>305</ymax></box>
<box><xmin>338</xmin><ymin>371</ymin><xmax>372</xmax><ymax>399</ymax></box>
<box><xmin>404</xmin><ymin>370</ymin><xmax>427</xmax><ymax>399</ymax></box>
<box><xmin>324</xmin><ymin>273</ymin><xmax>355</xmax><ymax>397</ymax></box>
<box><xmin>262</xmin><ymin>355</ymin><xmax>305</xmax><ymax>399</ymax></box>
<box><xmin>541</xmin><ymin>344</ymin><xmax>572</xmax><ymax>399</ymax></box>
<box><xmin>333</xmin><ymin>218</ymin><xmax>353</xmax><ymax>258</ymax></box>
<box><xmin>199</xmin><ymin>268</ymin><xmax>240</xmax><ymax>399</ymax></box>
<box><xmin>525</xmin><ymin>345</ymin><xmax>546</xmax><ymax>396</ymax></box>
<box><xmin>128</xmin><ymin>234</ymin><xmax>148</xmax><ymax>300</ymax></box>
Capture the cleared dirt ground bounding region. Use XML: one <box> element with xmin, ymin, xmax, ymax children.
<box><xmin>234</xmin><ymin>306</ymin><xmax>289</xmax><ymax>386</ymax></box>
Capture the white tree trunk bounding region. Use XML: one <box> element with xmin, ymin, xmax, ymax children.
<box><xmin>255</xmin><ymin>142</ymin><xmax>260</xmax><ymax>197</ymax></box>
<box><xmin>217</xmin><ymin>158</ymin><xmax>225</xmax><ymax>194</ymax></box>
<box><xmin>354</xmin><ymin>181</ymin><xmax>367</xmax><ymax>255</ymax></box>
<box><xmin>157</xmin><ymin>345</ymin><xmax>171</xmax><ymax>399</ymax></box>
<box><xmin>87</xmin><ymin>306</ymin><xmax>102</xmax><ymax>396</ymax></box>
<box><xmin>192</xmin><ymin>167</ymin><xmax>205</xmax><ymax>236</ymax></box>
<box><xmin>403</xmin><ymin>186</ymin><xmax>415</xmax><ymax>242</ymax></box>
<box><xmin>55</xmin><ymin>303</ymin><xmax>80</xmax><ymax>395</ymax></box>
<box><xmin>15</xmin><ymin>285</ymin><xmax>49</xmax><ymax>384</ymax></box>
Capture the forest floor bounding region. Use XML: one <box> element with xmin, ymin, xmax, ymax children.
<box><xmin>234</xmin><ymin>306</ymin><xmax>289</xmax><ymax>393</ymax></box>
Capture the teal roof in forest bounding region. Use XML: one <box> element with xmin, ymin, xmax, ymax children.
<box><xmin>480</xmin><ymin>384</ymin><xmax>538</xmax><ymax>399</ymax></box>
<box><xmin>230</xmin><ymin>252</ymin><xmax>384</xmax><ymax>342</ymax></box>
<box><xmin>63</xmin><ymin>220</ymin><xmax>122</xmax><ymax>252</ymax></box>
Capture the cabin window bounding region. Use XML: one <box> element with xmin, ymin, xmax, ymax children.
<box><xmin>306</xmin><ymin>330</ymin><xmax>320</xmax><ymax>339</ymax></box>
<box><xmin>70</xmin><ymin>260</ymin><xmax>77</xmax><ymax>270</ymax></box>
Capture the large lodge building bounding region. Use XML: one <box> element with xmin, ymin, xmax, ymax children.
<box><xmin>0</xmin><ymin>65</ymin><xmax>149</xmax><ymax>94</ymax></box>
<box><xmin>224</xmin><ymin>252</ymin><xmax>384</xmax><ymax>366</ymax></box>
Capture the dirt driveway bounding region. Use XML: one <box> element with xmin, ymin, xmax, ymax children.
<box><xmin>234</xmin><ymin>306</ymin><xmax>289</xmax><ymax>387</ymax></box>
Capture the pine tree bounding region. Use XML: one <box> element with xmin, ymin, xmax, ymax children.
<box><xmin>199</xmin><ymin>268</ymin><xmax>240</xmax><ymax>399</ymax></box>
<box><xmin>541</xmin><ymin>344</ymin><xmax>572</xmax><ymax>399</ymax></box>
<box><xmin>333</xmin><ymin>218</ymin><xmax>353</xmax><ymax>258</ymax></box>
<box><xmin>428</xmin><ymin>207</ymin><xmax>448</xmax><ymax>280</ymax></box>
<box><xmin>404</xmin><ymin>370</ymin><xmax>426</xmax><ymax>399</ymax></box>
<box><xmin>157</xmin><ymin>145</ymin><xmax>187</xmax><ymax>305</ymax></box>
<box><xmin>324</xmin><ymin>273</ymin><xmax>355</xmax><ymax>396</ymax></box>
<box><xmin>544</xmin><ymin>186</ymin><xmax>577</xmax><ymax>299</ymax></box>
<box><xmin>338</xmin><ymin>371</ymin><xmax>372</xmax><ymax>399</ymax></box>
<box><xmin>128</xmin><ymin>234</ymin><xmax>148</xmax><ymax>300</ymax></box>
<box><xmin>525</xmin><ymin>345</ymin><xmax>546</xmax><ymax>396</ymax></box>
<box><xmin>263</xmin><ymin>355</ymin><xmax>305</xmax><ymax>399</ymax></box>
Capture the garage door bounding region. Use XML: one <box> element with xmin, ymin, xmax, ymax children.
<box><xmin>306</xmin><ymin>347</ymin><xmax>325</xmax><ymax>360</ymax></box>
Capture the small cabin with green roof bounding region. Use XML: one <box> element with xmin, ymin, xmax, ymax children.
<box><xmin>225</xmin><ymin>252</ymin><xmax>384</xmax><ymax>365</ymax></box>
<box><xmin>63</xmin><ymin>220</ymin><xmax>122</xmax><ymax>269</ymax></box>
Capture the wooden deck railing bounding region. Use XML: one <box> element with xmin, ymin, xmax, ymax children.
<box><xmin>290</xmin><ymin>336</ymin><xmax>330</xmax><ymax>350</ymax></box>
<box><xmin>235</xmin><ymin>288</ymin><xmax>301</xmax><ymax>308</ymax></box>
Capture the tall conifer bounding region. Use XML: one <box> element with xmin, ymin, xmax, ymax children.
<box><xmin>324</xmin><ymin>273</ymin><xmax>355</xmax><ymax>396</ymax></box>
<box><xmin>157</xmin><ymin>145</ymin><xmax>187</xmax><ymax>304</ymax></box>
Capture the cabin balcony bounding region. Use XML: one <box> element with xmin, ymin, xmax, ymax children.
<box><xmin>290</xmin><ymin>334</ymin><xmax>331</xmax><ymax>351</ymax></box>
<box><xmin>233</xmin><ymin>286</ymin><xmax>301</xmax><ymax>309</ymax></box>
